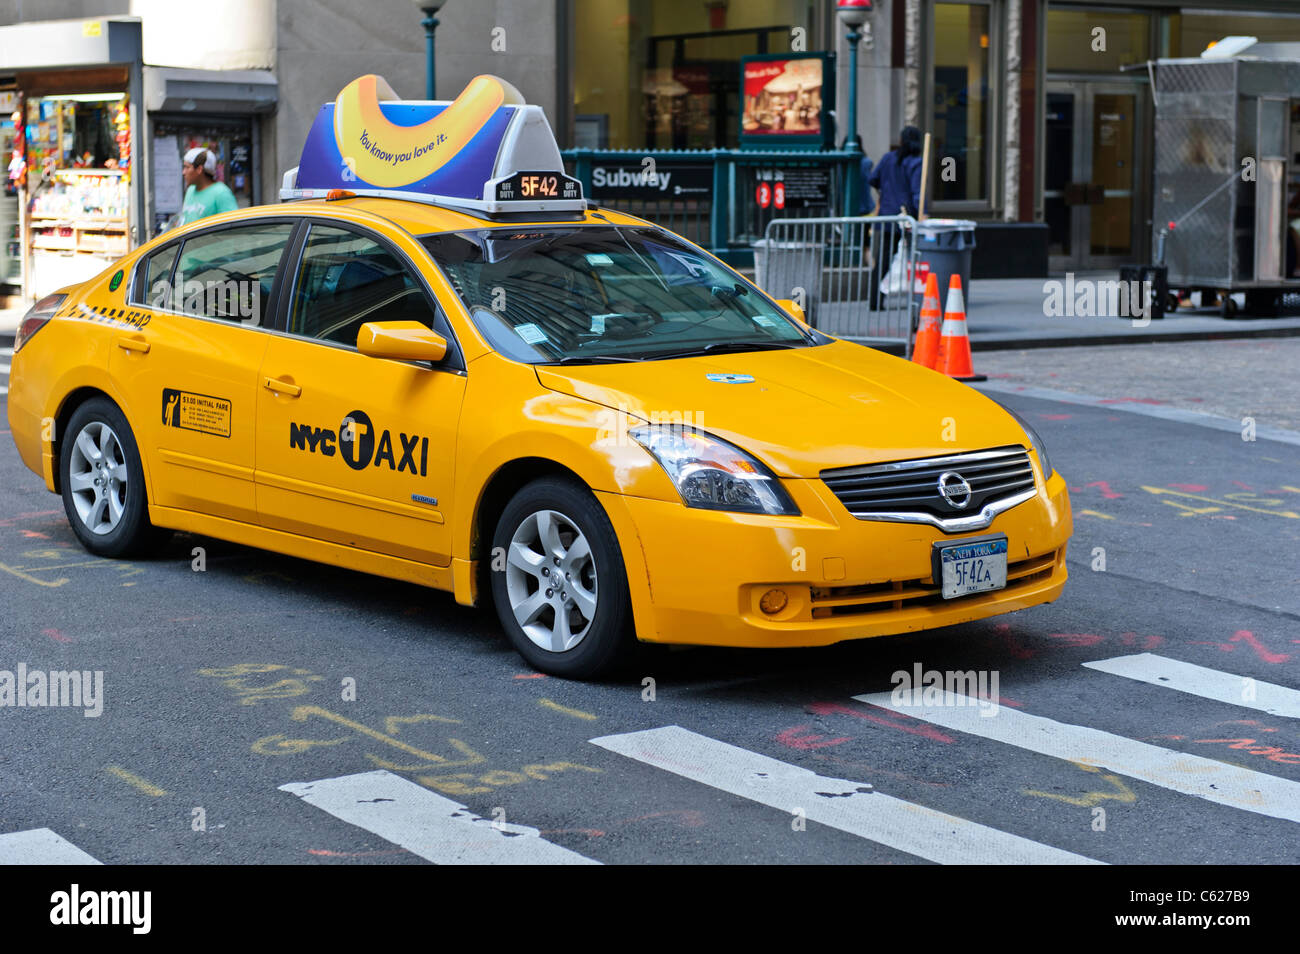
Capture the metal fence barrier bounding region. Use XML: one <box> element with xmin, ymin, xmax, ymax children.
<box><xmin>756</xmin><ymin>215</ymin><xmax>917</xmax><ymax>354</ymax></box>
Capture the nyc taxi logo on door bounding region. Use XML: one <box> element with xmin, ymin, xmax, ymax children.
<box><xmin>289</xmin><ymin>410</ymin><xmax>430</xmax><ymax>476</ymax></box>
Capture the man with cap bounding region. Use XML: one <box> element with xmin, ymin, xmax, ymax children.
<box><xmin>177</xmin><ymin>147</ymin><xmax>238</xmax><ymax>225</ymax></box>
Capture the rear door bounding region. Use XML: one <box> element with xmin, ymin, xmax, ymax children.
<box><xmin>254</xmin><ymin>221</ymin><xmax>466</xmax><ymax>565</ymax></box>
<box><xmin>112</xmin><ymin>219</ymin><xmax>296</xmax><ymax>523</ymax></box>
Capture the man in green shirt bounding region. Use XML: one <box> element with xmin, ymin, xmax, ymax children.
<box><xmin>177</xmin><ymin>148</ymin><xmax>238</xmax><ymax>225</ymax></box>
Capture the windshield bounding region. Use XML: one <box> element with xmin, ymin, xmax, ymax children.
<box><xmin>420</xmin><ymin>225</ymin><xmax>821</xmax><ymax>363</ymax></box>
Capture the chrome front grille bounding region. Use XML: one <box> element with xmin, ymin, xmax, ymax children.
<box><xmin>820</xmin><ymin>445</ymin><xmax>1037</xmax><ymax>532</ymax></box>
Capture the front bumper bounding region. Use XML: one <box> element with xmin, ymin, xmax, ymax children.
<box><xmin>597</xmin><ymin>468</ymin><xmax>1071</xmax><ymax>649</ymax></box>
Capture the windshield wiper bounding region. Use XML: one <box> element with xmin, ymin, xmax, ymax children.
<box><xmin>544</xmin><ymin>354</ymin><xmax>643</xmax><ymax>365</ymax></box>
<box><xmin>644</xmin><ymin>341</ymin><xmax>802</xmax><ymax>361</ymax></box>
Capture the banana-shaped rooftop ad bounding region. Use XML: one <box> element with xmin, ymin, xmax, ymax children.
<box><xmin>283</xmin><ymin>74</ymin><xmax>585</xmax><ymax>214</ymax></box>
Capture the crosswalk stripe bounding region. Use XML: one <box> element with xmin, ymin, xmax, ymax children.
<box><xmin>0</xmin><ymin>387</ymin><xmax>7</xmax><ymax>396</ymax></box>
<box><xmin>1084</xmin><ymin>653</ymin><xmax>1300</xmax><ymax>719</ymax></box>
<box><xmin>0</xmin><ymin>828</ymin><xmax>102</xmax><ymax>864</ymax></box>
<box><xmin>591</xmin><ymin>725</ymin><xmax>1102</xmax><ymax>865</ymax></box>
<box><xmin>0</xmin><ymin>347</ymin><xmax>13</xmax><ymax>356</ymax></box>
<box><xmin>279</xmin><ymin>769</ymin><xmax>600</xmax><ymax>865</ymax></box>
<box><xmin>855</xmin><ymin>693</ymin><xmax>1300</xmax><ymax>824</ymax></box>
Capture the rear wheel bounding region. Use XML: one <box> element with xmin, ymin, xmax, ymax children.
<box><xmin>60</xmin><ymin>397</ymin><xmax>167</xmax><ymax>557</ymax></box>
<box><xmin>490</xmin><ymin>477</ymin><xmax>635</xmax><ymax>678</ymax></box>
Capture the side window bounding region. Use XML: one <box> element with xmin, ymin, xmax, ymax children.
<box><xmin>288</xmin><ymin>225</ymin><xmax>437</xmax><ymax>346</ymax></box>
<box><xmin>171</xmin><ymin>222</ymin><xmax>294</xmax><ymax>325</ymax></box>
<box><xmin>131</xmin><ymin>243</ymin><xmax>178</xmax><ymax>307</ymax></box>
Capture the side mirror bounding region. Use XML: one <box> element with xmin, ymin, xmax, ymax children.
<box><xmin>357</xmin><ymin>321</ymin><xmax>447</xmax><ymax>363</ymax></box>
<box><xmin>775</xmin><ymin>299</ymin><xmax>807</xmax><ymax>325</ymax></box>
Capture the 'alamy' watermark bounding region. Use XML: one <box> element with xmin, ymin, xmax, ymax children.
<box><xmin>890</xmin><ymin>663</ymin><xmax>1000</xmax><ymax>716</ymax></box>
<box><xmin>50</xmin><ymin>885</ymin><xmax>150</xmax><ymax>934</ymax></box>
<box><xmin>1</xmin><ymin>664</ymin><xmax>103</xmax><ymax>717</ymax></box>
<box><xmin>1043</xmin><ymin>273</ymin><xmax>1153</xmax><ymax>327</ymax></box>
<box><xmin>151</xmin><ymin>279</ymin><xmax>261</xmax><ymax>324</ymax></box>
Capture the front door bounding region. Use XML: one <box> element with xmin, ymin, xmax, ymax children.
<box><xmin>1045</xmin><ymin>83</ymin><xmax>1145</xmax><ymax>272</ymax></box>
<box><xmin>254</xmin><ymin>222</ymin><xmax>465</xmax><ymax>566</ymax></box>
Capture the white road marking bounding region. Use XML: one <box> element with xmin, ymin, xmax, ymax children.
<box><xmin>591</xmin><ymin>725</ymin><xmax>1102</xmax><ymax>865</ymax></box>
<box><xmin>0</xmin><ymin>363</ymin><xmax>9</xmax><ymax>373</ymax></box>
<box><xmin>0</xmin><ymin>347</ymin><xmax>13</xmax><ymax>357</ymax></box>
<box><xmin>856</xmin><ymin>693</ymin><xmax>1300</xmax><ymax>823</ymax></box>
<box><xmin>1084</xmin><ymin>653</ymin><xmax>1300</xmax><ymax>720</ymax></box>
<box><xmin>279</xmin><ymin>769</ymin><xmax>599</xmax><ymax>865</ymax></box>
<box><xmin>974</xmin><ymin>381</ymin><xmax>1300</xmax><ymax>446</ymax></box>
<box><xmin>0</xmin><ymin>828</ymin><xmax>102</xmax><ymax>864</ymax></box>
<box><xmin>0</xmin><ymin>387</ymin><xmax>7</xmax><ymax>396</ymax></box>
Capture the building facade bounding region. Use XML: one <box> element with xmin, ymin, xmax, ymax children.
<box><xmin>4</xmin><ymin>0</ymin><xmax>1300</xmax><ymax>297</ymax></box>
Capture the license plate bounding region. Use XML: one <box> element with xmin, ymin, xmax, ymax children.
<box><xmin>936</xmin><ymin>537</ymin><xmax>1008</xmax><ymax>599</ymax></box>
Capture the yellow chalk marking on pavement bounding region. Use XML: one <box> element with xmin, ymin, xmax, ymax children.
<box><xmin>106</xmin><ymin>765</ymin><xmax>168</xmax><ymax>797</ymax></box>
<box><xmin>1078</xmin><ymin>510</ymin><xmax>1115</xmax><ymax>520</ymax></box>
<box><xmin>538</xmin><ymin>698</ymin><xmax>598</xmax><ymax>721</ymax></box>
<box><xmin>13</xmin><ymin>559</ymin><xmax>123</xmax><ymax>572</ymax></box>
<box><xmin>384</xmin><ymin>713</ymin><xmax>460</xmax><ymax>734</ymax></box>
<box><xmin>1024</xmin><ymin>761</ymin><xmax>1137</xmax><ymax>807</ymax></box>
<box><xmin>1141</xmin><ymin>485</ymin><xmax>1299</xmax><ymax>518</ymax></box>
<box><xmin>0</xmin><ymin>562</ymin><xmax>68</xmax><ymax>587</ymax></box>
<box><xmin>289</xmin><ymin>705</ymin><xmax>485</xmax><ymax>770</ymax></box>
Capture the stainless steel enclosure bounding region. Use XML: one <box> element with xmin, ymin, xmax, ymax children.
<box><xmin>1152</xmin><ymin>57</ymin><xmax>1300</xmax><ymax>293</ymax></box>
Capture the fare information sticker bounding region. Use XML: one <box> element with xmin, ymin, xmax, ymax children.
<box><xmin>162</xmin><ymin>388</ymin><xmax>232</xmax><ymax>438</ymax></box>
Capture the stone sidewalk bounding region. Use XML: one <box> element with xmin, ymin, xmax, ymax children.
<box><xmin>973</xmin><ymin>337</ymin><xmax>1300</xmax><ymax>434</ymax></box>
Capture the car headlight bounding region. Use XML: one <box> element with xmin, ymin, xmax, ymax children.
<box><xmin>629</xmin><ymin>425</ymin><xmax>799</xmax><ymax>516</ymax></box>
<box><xmin>1004</xmin><ymin>408</ymin><xmax>1054</xmax><ymax>479</ymax></box>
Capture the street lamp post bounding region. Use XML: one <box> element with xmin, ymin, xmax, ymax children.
<box><xmin>413</xmin><ymin>1</ymin><xmax>448</xmax><ymax>99</ymax></box>
<box><xmin>836</xmin><ymin>0</ymin><xmax>872</xmax><ymax>153</ymax></box>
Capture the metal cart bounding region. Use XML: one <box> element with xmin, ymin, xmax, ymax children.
<box><xmin>1151</xmin><ymin>51</ymin><xmax>1300</xmax><ymax>317</ymax></box>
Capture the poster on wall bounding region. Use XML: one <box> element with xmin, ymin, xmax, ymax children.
<box><xmin>152</xmin><ymin>135</ymin><xmax>181</xmax><ymax>215</ymax></box>
<box><xmin>740</xmin><ymin>52</ymin><xmax>834</xmax><ymax>150</ymax></box>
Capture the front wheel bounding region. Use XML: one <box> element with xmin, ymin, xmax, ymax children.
<box><xmin>59</xmin><ymin>397</ymin><xmax>167</xmax><ymax>557</ymax></box>
<box><xmin>490</xmin><ymin>477</ymin><xmax>635</xmax><ymax>678</ymax></box>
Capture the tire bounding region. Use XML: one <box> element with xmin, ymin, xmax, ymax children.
<box><xmin>59</xmin><ymin>397</ymin><xmax>168</xmax><ymax>558</ymax></box>
<box><xmin>489</xmin><ymin>477</ymin><xmax>635</xmax><ymax>679</ymax></box>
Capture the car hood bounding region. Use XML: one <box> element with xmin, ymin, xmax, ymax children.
<box><xmin>534</xmin><ymin>340</ymin><xmax>1029</xmax><ymax>477</ymax></box>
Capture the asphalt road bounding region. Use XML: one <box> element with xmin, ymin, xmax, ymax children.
<box><xmin>1</xmin><ymin>377</ymin><xmax>1298</xmax><ymax>865</ymax></box>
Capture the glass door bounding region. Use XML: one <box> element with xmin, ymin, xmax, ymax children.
<box><xmin>1046</xmin><ymin>83</ymin><xmax>1144</xmax><ymax>271</ymax></box>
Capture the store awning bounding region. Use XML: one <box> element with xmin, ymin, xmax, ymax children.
<box><xmin>0</xmin><ymin>16</ymin><xmax>141</xmax><ymax>72</ymax></box>
<box><xmin>143</xmin><ymin>67</ymin><xmax>277</xmax><ymax>114</ymax></box>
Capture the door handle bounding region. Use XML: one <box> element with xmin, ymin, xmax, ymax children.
<box><xmin>115</xmin><ymin>337</ymin><xmax>150</xmax><ymax>354</ymax></box>
<box><xmin>263</xmin><ymin>376</ymin><xmax>302</xmax><ymax>398</ymax></box>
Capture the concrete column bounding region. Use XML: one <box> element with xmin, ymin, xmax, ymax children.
<box><xmin>903</xmin><ymin>0</ymin><xmax>921</xmax><ymax>128</ymax></box>
<box><xmin>1003</xmin><ymin>0</ymin><xmax>1021</xmax><ymax>221</ymax></box>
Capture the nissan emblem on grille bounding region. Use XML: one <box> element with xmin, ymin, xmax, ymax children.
<box><xmin>937</xmin><ymin>471</ymin><xmax>973</xmax><ymax>509</ymax></box>
<box><xmin>819</xmin><ymin>446</ymin><xmax>1038</xmax><ymax>532</ymax></box>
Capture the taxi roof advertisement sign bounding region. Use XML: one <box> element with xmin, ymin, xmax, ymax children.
<box><xmin>296</xmin><ymin>75</ymin><xmax>517</xmax><ymax>199</ymax></box>
<box><xmin>287</xmin><ymin>74</ymin><xmax>584</xmax><ymax>213</ymax></box>
<box><xmin>739</xmin><ymin>52</ymin><xmax>835</xmax><ymax>151</ymax></box>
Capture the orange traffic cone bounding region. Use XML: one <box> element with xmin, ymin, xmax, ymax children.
<box><xmin>936</xmin><ymin>274</ymin><xmax>986</xmax><ymax>382</ymax></box>
<box><xmin>911</xmin><ymin>272</ymin><xmax>942</xmax><ymax>368</ymax></box>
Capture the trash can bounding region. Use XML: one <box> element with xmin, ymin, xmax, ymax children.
<box><xmin>913</xmin><ymin>219</ymin><xmax>976</xmax><ymax>310</ymax></box>
<box><xmin>752</xmin><ymin>238</ymin><xmax>824</xmax><ymax>325</ymax></box>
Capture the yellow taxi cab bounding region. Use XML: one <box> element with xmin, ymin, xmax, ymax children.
<box><xmin>6</xmin><ymin>75</ymin><xmax>1070</xmax><ymax>677</ymax></box>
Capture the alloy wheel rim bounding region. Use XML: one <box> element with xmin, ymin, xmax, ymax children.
<box><xmin>504</xmin><ymin>509</ymin><xmax>598</xmax><ymax>653</ymax></box>
<box><xmin>68</xmin><ymin>421</ymin><xmax>128</xmax><ymax>535</ymax></box>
